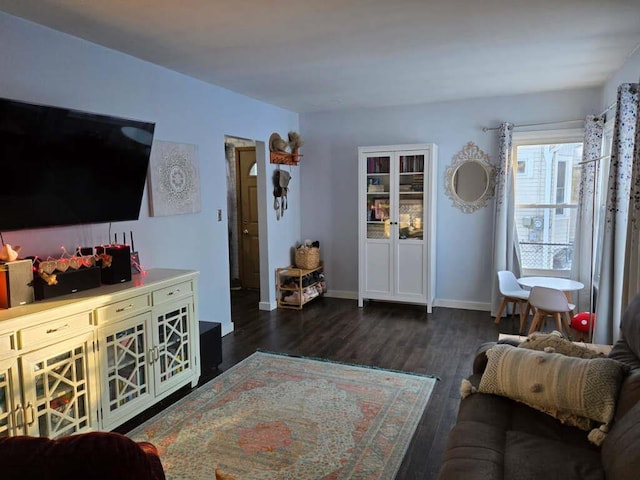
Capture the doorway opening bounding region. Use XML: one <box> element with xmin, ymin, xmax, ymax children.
<box><xmin>225</xmin><ymin>136</ymin><xmax>259</xmax><ymax>293</ymax></box>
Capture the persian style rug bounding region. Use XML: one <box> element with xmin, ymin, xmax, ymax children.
<box><xmin>128</xmin><ymin>351</ymin><xmax>437</xmax><ymax>479</ymax></box>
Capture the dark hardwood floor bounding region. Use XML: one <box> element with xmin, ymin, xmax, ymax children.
<box><xmin>121</xmin><ymin>290</ymin><xmax>524</xmax><ymax>479</ymax></box>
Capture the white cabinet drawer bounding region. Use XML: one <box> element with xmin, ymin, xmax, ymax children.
<box><xmin>152</xmin><ymin>281</ymin><xmax>192</xmax><ymax>305</ymax></box>
<box><xmin>94</xmin><ymin>294</ymin><xmax>150</xmax><ymax>325</ymax></box>
<box><xmin>18</xmin><ymin>312</ymin><xmax>92</xmax><ymax>350</ymax></box>
<box><xmin>0</xmin><ymin>332</ymin><xmax>15</xmax><ymax>358</ymax></box>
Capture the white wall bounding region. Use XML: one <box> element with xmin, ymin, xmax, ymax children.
<box><xmin>300</xmin><ymin>89</ymin><xmax>601</xmax><ymax>309</ymax></box>
<box><xmin>0</xmin><ymin>12</ymin><xmax>300</xmax><ymax>334</ymax></box>
<box><xmin>602</xmin><ymin>46</ymin><xmax>640</xmax><ymax>108</ymax></box>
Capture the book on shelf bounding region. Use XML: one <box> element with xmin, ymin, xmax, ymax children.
<box><xmin>367</xmin><ymin>157</ymin><xmax>389</xmax><ymax>174</ymax></box>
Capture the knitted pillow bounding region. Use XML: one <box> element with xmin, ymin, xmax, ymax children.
<box><xmin>518</xmin><ymin>331</ymin><xmax>604</xmax><ymax>359</ymax></box>
<box><xmin>479</xmin><ymin>344</ymin><xmax>626</xmax><ymax>430</ymax></box>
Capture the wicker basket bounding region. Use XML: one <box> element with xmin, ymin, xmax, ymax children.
<box><xmin>295</xmin><ymin>247</ymin><xmax>320</xmax><ymax>269</ymax></box>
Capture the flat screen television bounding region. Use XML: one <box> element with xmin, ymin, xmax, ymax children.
<box><xmin>0</xmin><ymin>96</ymin><xmax>155</xmax><ymax>232</ymax></box>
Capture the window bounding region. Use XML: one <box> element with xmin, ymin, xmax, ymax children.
<box><xmin>555</xmin><ymin>160</ymin><xmax>567</xmax><ymax>215</ymax></box>
<box><xmin>513</xmin><ymin>129</ymin><xmax>584</xmax><ymax>275</ymax></box>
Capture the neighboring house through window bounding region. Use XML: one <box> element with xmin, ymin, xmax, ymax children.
<box><xmin>512</xmin><ymin>129</ymin><xmax>584</xmax><ymax>276</ymax></box>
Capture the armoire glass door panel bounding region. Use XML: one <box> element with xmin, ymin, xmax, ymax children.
<box><xmin>398</xmin><ymin>154</ymin><xmax>424</xmax><ymax>240</ymax></box>
<box><xmin>366</xmin><ymin>155</ymin><xmax>392</xmax><ymax>239</ymax></box>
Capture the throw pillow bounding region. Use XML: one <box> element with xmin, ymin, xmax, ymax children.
<box><xmin>479</xmin><ymin>344</ymin><xmax>626</xmax><ymax>430</ymax></box>
<box><xmin>518</xmin><ymin>331</ymin><xmax>604</xmax><ymax>359</ymax></box>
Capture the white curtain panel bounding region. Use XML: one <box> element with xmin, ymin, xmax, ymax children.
<box><xmin>491</xmin><ymin>122</ymin><xmax>520</xmax><ymax>317</ymax></box>
<box><xmin>595</xmin><ymin>83</ymin><xmax>639</xmax><ymax>344</ymax></box>
<box><xmin>624</xmin><ymin>81</ymin><xmax>640</xmax><ymax>311</ymax></box>
<box><xmin>571</xmin><ymin>116</ymin><xmax>604</xmax><ymax>314</ymax></box>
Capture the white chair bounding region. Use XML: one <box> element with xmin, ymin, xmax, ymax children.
<box><xmin>495</xmin><ymin>270</ymin><xmax>530</xmax><ymax>334</ymax></box>
<box><xmin>527</xmin><ymin>286</ymin><xmax>574</xmax><ymax>336</ymax></box>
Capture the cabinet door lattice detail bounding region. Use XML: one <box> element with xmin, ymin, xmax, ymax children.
<box><xmin>104</xmin><ymin>319</ymin><xmax>150</xmax><ymax>412</ymax></box>
<box><xmin>24</xmin><ymin>336</ymin><xmax>94</xmax><ymax>439</ymax></box>
<box><xmin>156</xmin><ymin>305</ymin><xmax>190</xmax><ymax>384</ymax></box>
<box><xmin>0</xmin><ymin>359</ymin><xmax>19</xmax><ymax>438</ymax></box>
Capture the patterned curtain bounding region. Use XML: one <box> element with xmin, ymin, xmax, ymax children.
<box><xmin>624</xmin><ymin>81</ymin><xmax>640</xmax><ymax>310</ymax></box>
<box><xmin>594</xmin><ymin>83</ymin><xmax>639</xmax><ymax>344</ymax></box>
<box><xmin>570</xmin><ymin>116</ymin><xmax>604</xmax><ymax>314</ymax></box>
<box><xmin>491</xmin><ymin>122</ymin><xmax>520</xmax><ymax>317</ymax></box>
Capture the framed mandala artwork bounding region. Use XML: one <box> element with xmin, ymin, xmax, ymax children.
<box><xmin>148</xmin><ymin>140</ymin><xmax>201</xmax><ymax>216</ymax></box>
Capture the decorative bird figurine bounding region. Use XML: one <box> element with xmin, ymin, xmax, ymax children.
<box><xmin>0</xmin><ymin>244</ymin><xmax>21</xmax><ymax>262</ymax></box>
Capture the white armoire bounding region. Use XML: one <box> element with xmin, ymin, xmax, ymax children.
<box><xmin>358</xmin><ymin>144</ymin><xmax>437</xmax><ymax>312</ymax></box>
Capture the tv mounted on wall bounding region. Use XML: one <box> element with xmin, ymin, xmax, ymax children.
<box><xmin>0</xmin><ymin>96</ymin><xmax>155</xmax><ymax>232</ymax></box>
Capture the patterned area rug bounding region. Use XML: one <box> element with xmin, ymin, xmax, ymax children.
<box><xmin>128</xmin><ymin>351</ymin><xmax>437</xmax><ymax>479</ymax></box>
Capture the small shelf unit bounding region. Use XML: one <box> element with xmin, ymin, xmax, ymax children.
<box><xmin>276</xmin><ymin>264</ymin><xmax>324</xmax><ymax>310</ymax></box>
<box><xmin>270</xmin><ymin>151</ymin><xmax>302</xmax><ymax>166</ymax></box>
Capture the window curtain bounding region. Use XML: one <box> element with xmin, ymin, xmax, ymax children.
<box><xmin>594</xmin><ymin>83</ymin><xmax>639</xmax><ymax>344</ymax></box>
<box><xmin>624</xmin><ymin>81</ymin><xmax>640</xmax><ymax>311</ymax></box>
<box><xmin>491</xmin><ymin>122</ymin><xmax>521</xmax><ymax>317</ymax></box>
<box><xmin>570</xmin><ymin>116</ymin><xmax>604</xmax><ymax>314</ymax></box>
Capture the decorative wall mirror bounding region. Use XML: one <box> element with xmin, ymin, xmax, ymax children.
<box><xmin>445</xmin><ymin>141</ymin><xmax>495</xmax><ymax>213</ymax></box>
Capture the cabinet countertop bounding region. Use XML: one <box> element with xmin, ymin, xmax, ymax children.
<box><xmin>0</xmin><ymin>268</ymin><xmax>199</xmax><ymax>325</ymax></box>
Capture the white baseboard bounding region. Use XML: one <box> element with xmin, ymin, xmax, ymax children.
<box><xmin>257</xmin><ymin>293</ymin><xmax>488</xmax><ymax>312</ymax></box>
<box><xmin>433</xmin><ymin>298</ymin><xmax>492</xmax><ymax>311</ymax></box>
<box><xmin>325</xmin><ymin>290</ymin><xmax>358</xmax><ymax>300</ymax></box>
<box><xmin>221</xmin><ymin>321</ymin><xmax>234</xmax><ymax>336</ymax></box>
<box><xmin>200</xmin><ymin>320</ymin><xmax>235</xmax><ymax>336</ymax></box>
<box><xmin>259</xmin><ymin>301</ymin><xmax>277</xmax><ymax>311</ymax></box>
<box><xmin>322</xmin><ymin>291</ymin><xmax>490</xmax><ymax>312</ymax></box>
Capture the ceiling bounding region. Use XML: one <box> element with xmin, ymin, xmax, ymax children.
<box><xmin>1</xmin><ymin>0</ymin><xmax>639</xmax><ymax>113</ymax></box>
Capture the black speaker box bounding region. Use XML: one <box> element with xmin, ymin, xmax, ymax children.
<box><xmin>0</xmin><ymin>259</ymin><xmax>35</xmax><ymax>308</ymax></box>
<box><xmin>199</xmin><ymin>321</ymin><xmax>222</xmax><ymax>371</ymax></box>
<box><xmin>96</xmin><ymin>245</ymin><xmax>132</xmax><ymax>284</ymax></box>
<box><xmin>33</xmin><ymin>266</ymin><xmax>101</xmax><ymax>300</ymax></box>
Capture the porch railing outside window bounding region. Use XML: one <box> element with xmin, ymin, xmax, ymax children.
<box><xmin>515</xmin><ymin>205</ymin><xmax>577</xmax><ymax>271</ymax></box>
<box><xmin>514</xmin><ymin>141</ymin><xmax>582</xmax><ymax>274</ymax></box>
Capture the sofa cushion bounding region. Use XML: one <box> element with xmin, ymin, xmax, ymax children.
<box><xmin>439</xmin><ymin>421</ymin><xmax>506</xmax><ymax>480</ymax></box>
<box><xmin>479</xmin><ymin>344</ymin><xmax>626</xmax><ymax>429</ymax></box>
<box><xmin>518</xmin><ymin>331</ymin><xmax>604</xmax><ymax>359</ymax></box>
<box><xmin>504</xmin><ymin>430</ymin><xmax>603</xmax><ymax>480</ymax></box>
<box><xmin>620</xmin><ymin>294</ymin><xmax>640</xmax><ymax>361</ymax></box>
<box><xmin>458</xmin><ymin>385</ymin><xmax>598</xmax><ymax>446</ymax></box>
<box><xmin>440</xmin><ymin>417</ymin><xmax>603</xmax><ymax>480</ymax></box>
<box><xmin>614</xmin><ymin>370</ymin><xmax>640</xmax><ymax>421</ymax></box>
<box><xmin>602</xmin><ymin>401</ymin><xmax>640</xmax><ymax>480</ymax></box>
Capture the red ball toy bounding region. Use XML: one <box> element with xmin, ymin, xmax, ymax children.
<box><xmin>571</xmin><ymin>312</ymin><xmax>596</xmax><ymax>333</ymax></box>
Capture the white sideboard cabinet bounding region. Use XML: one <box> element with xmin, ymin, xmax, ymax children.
<box><xmin>358</xmin><ymin>144</ymin><xmax>437</xmax><ymax>312</ymax></box>
<box><xmin>0</xmin><ymin>268</ymin><xmax>200</xmax><ymax>438</ymax></box>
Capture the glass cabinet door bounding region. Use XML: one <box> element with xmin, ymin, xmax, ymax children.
<box><xmin>153</xmin><ymin>300</ymin><xmax>192</xmax><ymax>395</ymax></box>
<box><xmin>21</xmin><ymin>332</ymin><xmax>95</xmax><ymax>439</ymax></box>
<box><xmin>0</xmin><ymin>357</ymin><xmax>20</xmax><ymax>438</ymax></box>
<box><xmin>397</xmin><ymin>154</ymin><xmax>424</xmax><ymax>240</ymax></box>
<box><xmin>99</xmin><ymin>312</ymin><xmax>153</xmax><ymax>429</ymax></box>
<box><xmin>366</xmin><ymin>155</ymin><xmax>391</xmax><ymax>239</ymax></box>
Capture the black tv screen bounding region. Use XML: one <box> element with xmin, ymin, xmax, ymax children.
<box><xmin>0</xmin><ymin>97</ymin><xmax>155</xmax><ymax>231</ymax></box>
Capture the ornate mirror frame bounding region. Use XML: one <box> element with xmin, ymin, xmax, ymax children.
<box><xmin>445</xmin><ymin>141</ymin><xmax>496</xmax><ymax>214</ymax></box>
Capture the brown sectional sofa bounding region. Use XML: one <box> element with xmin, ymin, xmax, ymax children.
<box><xmin>438</xmin><ymin>295</ymin><xmax>640</xmax><ymax>480</ymax></box>
<box><xmin>0</xmin><ymin>431</ymin><xmax>165</xmax><ymax>480</ymax></box>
